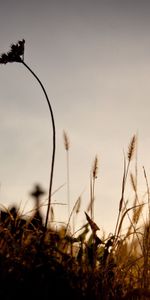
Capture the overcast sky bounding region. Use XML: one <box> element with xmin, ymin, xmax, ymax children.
<box><xmin>0</xmin><ymin>0</ymin><xmax>150</xmax><ymax>234</ymax></box>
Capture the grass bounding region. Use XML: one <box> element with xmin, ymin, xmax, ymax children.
<box><xmin>0</xmin><ymin>135</ymin><xmax>149</xmax><ymax>300</ymax></box>
<box><xmin>0</xmin><ymin>40</ymin><xmax>150</xmax><ymax>299</ymax></box>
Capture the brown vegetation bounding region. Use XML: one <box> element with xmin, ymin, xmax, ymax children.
<box><xmin>0</xmin><ymin>135</ymin><xmax>149</xmax><ymax>299</ymax></box>
<box><xmin>0</xmin><ymin>41</ymin><xmax>150</xmax><ymax>299</ymax></box>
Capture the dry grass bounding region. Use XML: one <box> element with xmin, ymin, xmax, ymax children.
<box><xmin>0</xmin><ymin>135</ymin><xmax>150</xmax><ymax>299</ymax></box>
<box><xmin>1</xmin><ymin>40</ymin><xmax>150</xmax><ymax>299</ymax></box>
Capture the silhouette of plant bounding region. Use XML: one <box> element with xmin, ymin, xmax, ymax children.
<box><xmin>0</xmin><ymin>39</ymin><xmax>56</xmax><ymax>229</ymax></box>
<box><xmin>1</xmin><ymin>43</ymin><xmax>150</xmax><ymax>300</ymax></box>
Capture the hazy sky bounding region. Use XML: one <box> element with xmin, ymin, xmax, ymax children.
<box><xmin>0</xmin><ymin>0</ymin><xmax>150</xmax><ymax>234</ymax></box>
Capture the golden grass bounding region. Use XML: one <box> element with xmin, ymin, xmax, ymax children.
<box><xmin>0</xmin><ymin>134</ymin><xmax>149</xmax><ymax>299</ymax></box>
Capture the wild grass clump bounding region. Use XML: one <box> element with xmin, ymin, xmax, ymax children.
<box><xmin>0</xmin><ymin>135</ymin><xmax>149</xmax><ymax>300</ymax></box>
<box><xmin>0</xmin><ymin>40</ymin><xmax>150</xmax><ymax>299</ymax></box>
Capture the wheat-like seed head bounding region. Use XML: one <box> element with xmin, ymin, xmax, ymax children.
<box><xmin>132</xmin><ymin>203</ymin><xmax>143</xmax><ymax>224</ymax></box>
<box><xmin>128</xmin><ymin>135</ymin><xmax>137</xmax><ymax>162</ymax></box>
<box><xmin>92</xmin><ymin>155</ymin><xmax>98</xmax><ymax>179</ymax></box>
<box><xmin>63</xmin><ymin>130</ymin><xmax>70</xmax><ymax>151</ymax></box>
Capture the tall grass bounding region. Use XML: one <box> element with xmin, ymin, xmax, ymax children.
<box><xmin>63</xmin><ymin>130</ymin><xmax>71</xmax><ymax>221</ymax></box>
<box><xmin>0</xmin><ymin>40</ymin><xmax>56</xmax><ymax>230</ymax></box>
<box><xmin>0</xmin><ymin>133</ymin><xmax>149</xmax><ymax>299</ymax></box>
<box><xmin>0</xmin><ymin>40</ymin><xmax>150</xmax><ymax>299</ymax></box>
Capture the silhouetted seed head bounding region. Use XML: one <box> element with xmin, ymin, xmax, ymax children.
<box><xmin>128</xmin><ymin>135</ymin><xmax>136</xmax><ymax>162</ymax></box>
<box><xmin>132</xmin><ymin>204</ymin><xmax>143</xmax><ymax>224</ymax></box>
<box><xmin>63</xmin><ymin>130</ymin><xmax>70</xmax><ymax>151</ymax></box>
<box><xmin>92</xmin><ymin>155</ymin><xmax>98</xmax><ymax>179</ymax></box>
<box><xmin>0</xmin><ymin>39</ymin><xmax>25</xmax><ymax>64</ymax></box>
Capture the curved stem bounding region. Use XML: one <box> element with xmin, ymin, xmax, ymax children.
<box><xmin>21</xmin><ymin>60</ymin><xmax>56</xmax><ymax>229</ymax></box>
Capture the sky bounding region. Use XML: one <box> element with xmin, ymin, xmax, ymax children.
<box><xmin>0</xmin><ymin>0</ymin><xmax>150</xmax><ymax>235</ymax></box>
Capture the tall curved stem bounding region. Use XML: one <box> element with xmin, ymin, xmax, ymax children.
<box><xmin>21</xmin><ymin>61</ymin><xmax>56</xmax><ymax>229</ymax></box>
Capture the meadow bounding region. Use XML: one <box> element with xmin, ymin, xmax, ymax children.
<box><xmin>0</xmin><ymin>40</ymin><xmax>150</xmax><ymax>300</ymax></box>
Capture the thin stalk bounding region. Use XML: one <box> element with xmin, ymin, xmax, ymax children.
<box><xmin>66</xmin><ymin>148</ymin><xmax>70</xmax><ymax>219</ymax></box>
<box><xmin>65</xmin><ymin>196</ymin><xmax>81</xmax><ymax>236</ymax></box>
<box><xmin>63</xmin><ymin>131</ymin><xmax>70</xmax><ymax>221</ymax></box>
<box><xmin>114</xmin><ymin>135</ymin><xmax>137</xmax><ymax>239</ymax></box>
<box><xmin>114</xmin><ymin>153</ymin><xmax>126</xmax><ymax>237</ymax></box>
<box><xmin>90</xmin><ymin>175</ymin><xmax>93</xmax><ymax>219</ymax></box>
<box><xmin>92</xmin><ymin>175</ymin><xmax>97</xmax><ymax>221</ymax></box>
<box><xmin>143</xmin><ymin>166</ymin><xmax>150</xmax><ymax>220</ymax></box>
<box><xmin>90</xmin><ymin>155</ymin><xmax>98</xmax><ymax>221</ymax></box>
<box><xmin>21</xmin><ymin>61</ymin><xmax>56</xmax><ymax>229</ymax></box>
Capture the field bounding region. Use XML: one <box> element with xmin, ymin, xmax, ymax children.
<box><xmin>0</xmin><ymin>135</ymin><xmax>150</xmax><ymax>300</ymax></box>
<box><xmin>0</xmin><ymin>41</ymin><xmax>150</xmax><ymax>300</ymax></box>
